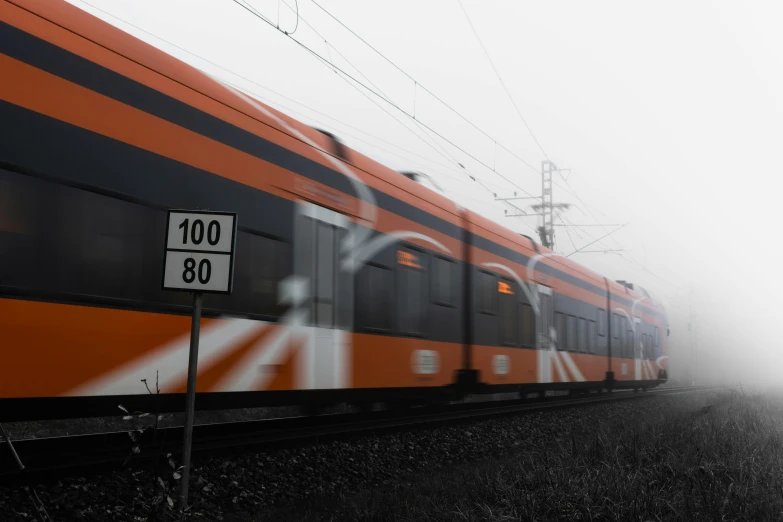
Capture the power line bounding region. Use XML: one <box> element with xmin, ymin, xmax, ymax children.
<box><xmin>560</xmin><ymin>176</ymin><xmax>624</xmax><ymax>250</ymax></box>
<box><xmin>227</xmin><ymin>0</ymin><xmax>545</xmax><ymax>225</ymax></box>
<box><xmin>77</xmin><ymin>1</ymin><xmax>497</xmax><ymax>187</ymax></box>
<box><xmin>457</xmin><ymin>0</ymin><xmax>549</xmax><ymax>161</ymax></box>
<box><xmin>559</xmin><ymin>212</ymin><xmax>622</xmax><ymax>257</ymax></box>
<box><xmin>553</xmin><ymin>223</ymin><xmax>624</xmax><ymax>227</ymax></box>
<box><xmin>565</xmin><ymin>224</ymin><xmax>628</xmax><ymax>258</ymax></box>
<box><xmin>287</xmin><ymin>1</ymin><xmax>543</xmax><ymax>190</ymax></box>
<box><xmin>292</xmin><ymin>30</ymin><xmax>540</xmax><ymax>198</ymax></box>
<box><xmin>310</xmin><ymin>0</ymin><xmax>543</xmax><ymax>173</ymax></box>
<box><xmin>234</xmin><ymin>2</ymin><xmax>538</xmax><ymax>232</ymax></box>
<box><xmin>75</xmin><ymin>0</ymin><xmax>537</xmax><ymax>234</ymax></box>
<box><xmin>79</xmin><ymin>0</ymin><xmax>472</xmax><ymax>178</ymax></box>
<box><xmin>240</xmin><ymin>88</ymin><xmax>502</xmax><ymax>190</ymax></box>
<box><xmin>236</xmin><ymin>0</ymin><xmax>545</xmax><ymax>239</ymax></box>
<box><xmin>563</xmin><ymin>223</ymin><xmax>578</xmax><ymax>253</ymax></box>
<box><xmin>324</xmin><ymin>66</ymin><xmax>537</xmax><ymax>232</ymax></box>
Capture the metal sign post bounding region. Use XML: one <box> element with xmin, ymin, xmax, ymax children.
<box><xmin>162</xmin><ymin>210</ymin><xmax>237</xmax><ymax>518</ymax></box>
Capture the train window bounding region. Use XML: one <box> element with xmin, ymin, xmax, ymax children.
<box><xmin>246</xmin><ymin>234</ymin><xmax>290</xmax><ymax>318</ymax></box>
<box><xmin>567</xmin><ymin>315</ymin><xmax>577</xmax><ymax>351</ymax></box>
<box><xmin>0</xmin><ymin>170</ymin><xmax>47</xmax><ymax>288</ymax></box>
<box><xmin>0</xmin><ymin>168</ymin><xmax>299</xmax><ymax>318</ymax></box>
<box><xmin>612</xmin><ymin>313</ymin><xmax>621</xmax><ymax>339</ymax></box>
<box><xmin>654</xmin><ymin>326</ymin><xmax>660</xmax><ymax>347</ymax></box>
<box><xmin>55</xmin><ymin>184</ymin><xmax>159</xmax><ymax>301</ymax></box>
<box><xmin>399</xmin><ymin>248</ymin><xmax>428</xmax><ymax>336</ymax></box>
<box><xmin>207</xmin><ymin>232</ymin><xmax>291</xmax><ymax>319</ymax></box>
<box><xmin>597</xmin><ymin>308</ymin><xmax>606</xmax><ymax>336</ymax></box>
<box><xmin>357</xmin><ymin>263</ymin><xmax>393</xmax><ymax>331</ymax></box>
<box><xmin>627</xmin><ymin>323</ymin><xmax>635</xmax><ymax>358</ymax></box>
<box><xmin>478</xmin><ymin>270</ymin><xmax>497</xmax><ymax>315</ymax></box>
<box><xmin>588</xmin><ymin>320</ymin><xmax>597</xmax><ymax>354</ymax></box>
<box><xmin>555</xmin><ymin>312</ymin><xmax>566</xmax><ymax>351</ymax></box>
<box><xmin>0</xmin><ymin>168</ymin><xmax>160</xmax><ymax>302</ymax></box>
<box><xmin>578</xmin><ymin>318</ymin><xmax>587</xmax><ymax>353</ymax></box>
<box><xmin>500</xmin><ymin>279</ymin><xmax>518</xmax><ymax>346</ymax></box>
<box><xmin>432</xmin><ymin>256</ymin><xmax>455</xmax><ymax>307</ymax></box>
<box><xmin>521</xmin><ymin>303</ymin><xmax>535</xmax><ymax>347</ymax></box>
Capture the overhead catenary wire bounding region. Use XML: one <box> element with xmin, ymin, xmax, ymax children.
<box><xmin>559</xmin><ymin>176</ymin><xmax>624</xmax><ymax>250</ymax></box>
<box><xmin>563</xmin><ymin>223</ymin><xmax>578</xmax><ymax>253</ymax></box>
<box><xmin>450</xmin><ymin>1</ymin><xmax>642</xmax><ymax>259</ymax></box>
<box><xmin>314</xmin><ymin>48</ymin><xmax>537</xmax><ymax>232</ymax></box>
<box><xmin>456</xmin><ymin>0</ymin><xmax>550</xmax><ymax>161</ymax></box>
<box><xmin>265</xmin><ymin>5</ymin><xmax>540</xmax><ymax>199</ymax></box>
<box><xmin>228</xmin><ymin>0</ymin><xmax>541</xmax><ymax>233</ymax></box>
<box><xmin>73</xmin><ymin>0</ymin><xmax>537</xmax><ymax>234</ymax></box>
<box><xmin>310</xmin><ymin>0</ymin><xmax>543</xmax><ymax>173</ymax></box>
<box><xmin>75</xmin><ymin>0</ymin><xmax>495</xmax><ymax>185</ymax></box>
<box><xmin>565</xmin><ymin>224</ymin><xmax>628</xmax><ymax>258</ymax></box>
<box><xmin>235</xmin><ymin>0</ymin><xmax>546</xmax><ymax>236</ymax></box>
<box><xmin>77</xmin><ymin>0</ymin><xmax>516</xmax><ymax>218</ymax></box>
<box><xmin>77</xmin><ymin>0</ymin><xmax>461</xmax><ymax>175</ymax></box>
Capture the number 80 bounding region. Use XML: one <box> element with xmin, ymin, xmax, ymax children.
<box><xmin>183</xmin><ymin>258</ymin><xmax>211</xmax><ymax>284</ymax></box>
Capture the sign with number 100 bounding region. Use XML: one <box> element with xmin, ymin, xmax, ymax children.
<box><xmin>162</xmin><ymin>210</ymin><xmax>237</xmax><ymax>294</ymax></box>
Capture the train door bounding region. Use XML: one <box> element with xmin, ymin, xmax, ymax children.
<box><xmin>294</xmin><ymin>202</ymin><xmax>352</xmax><ymax>389</ymax></box>
<box><xmin>633</xmin><ymin>317</ymin><xmax>642</xmax><ymax>381</ymax></box>
<box><xmin>538</xmin><ymin>285</ymin><xmax>553</xmax><ymax>350</ymax></box>
<box><xmin>535</xmin><ymin>284</ymin><xmax>556</xmax><ymax>384</ymax></box>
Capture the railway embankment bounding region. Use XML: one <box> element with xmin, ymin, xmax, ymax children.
<box><xmin>265</xmin><ymin>387</ymin><xmax>783</xmax><ymax>522</ymax></box>
<box><xmin>3</xmin><ymin>388</ymin><xmax>766</xmax><ymax>521</ymax></box>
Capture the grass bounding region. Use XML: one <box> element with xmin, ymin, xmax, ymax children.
<box><xmin>258</xmin><ymin>388</ymin><xmax>783</xmax><ymax>522</ymax></box>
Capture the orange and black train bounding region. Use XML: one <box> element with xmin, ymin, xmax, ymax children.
<box><xmin>0</xmin><ymin>0</ymin><xmax>669</xmax><ymax>421</ymax></box>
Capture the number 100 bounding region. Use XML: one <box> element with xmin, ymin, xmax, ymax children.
<box><xmin>179</xmin><ymin>218</ymin><xmax>220</xmax><ymax>246</ymax></box>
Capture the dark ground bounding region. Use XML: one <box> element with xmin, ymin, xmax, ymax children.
<box><xmin>4</xmin><ymin>387</ymin><xmax>777</xmax><ymax>521</ymax></box>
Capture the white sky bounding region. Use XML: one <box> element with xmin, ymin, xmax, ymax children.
<box><xmin>67</xmin><ymin>0</ymin><xmax>783</xmax><ymax>385</ymax></box>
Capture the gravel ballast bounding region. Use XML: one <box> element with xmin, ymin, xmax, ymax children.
<box><xmin>0</xmin><ymin>391</ymin><xmax>715</xmax><ymax>521</ymax></box>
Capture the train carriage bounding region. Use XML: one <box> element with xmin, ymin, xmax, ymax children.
<box><xmin>0</xmin><ymin>0</ymin><xmax>667</xmax><ymax>422</ymax></box>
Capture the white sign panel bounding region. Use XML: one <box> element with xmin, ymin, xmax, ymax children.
<box><xmin>162</xmin><ymin>210</ymin><xmax>237</xmax><ymax>294</ymax></box>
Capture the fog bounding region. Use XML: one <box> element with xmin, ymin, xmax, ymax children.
<box><xmin>69</xmin><ymin>0</ymin><xmax>783</xmax><ymax>387</ymax></box>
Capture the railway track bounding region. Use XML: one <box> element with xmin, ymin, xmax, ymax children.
<box><xmin>0</xmin><ymin>385</ymin><xmax>716</xmax><ymax>484</ymax></box>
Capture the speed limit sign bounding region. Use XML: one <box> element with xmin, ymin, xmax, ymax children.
<box><xmin>161</xmin><ymin>209</ymin><xmax>237</xmax><ymax>516</ymax></box>
<box><xmin>162</xmin><ymin>210</ymin><xmax>237</xmax><ymax>294</ymax></box>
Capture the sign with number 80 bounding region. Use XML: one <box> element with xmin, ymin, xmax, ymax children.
<box><xmin>183</xmin><ymin>257</ymin><xmax>211</xmax><ymax>284</ymax></box>
<box><xmin>162</xmin><ymin>210</ymin><xmax>237</xmax><ymax>294</ymax></box>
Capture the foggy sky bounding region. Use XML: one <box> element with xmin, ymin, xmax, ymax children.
<box><xmin>67</xmin><ymin>0</ymin><xmax>783</xmax><ymax>385</ymax></box>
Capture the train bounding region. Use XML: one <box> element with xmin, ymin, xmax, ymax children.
<box><xmin>0</xmin><ymin>0</ymin><xmax>668</xmax><ymax>422</ymax></box>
